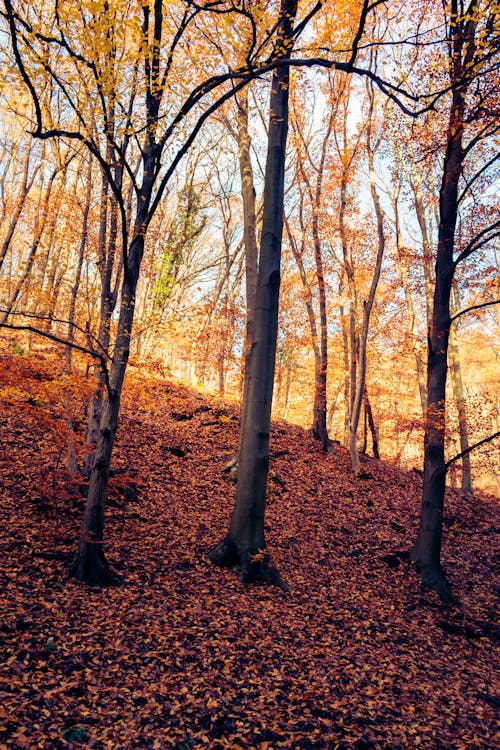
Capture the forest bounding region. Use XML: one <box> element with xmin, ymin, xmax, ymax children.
<box><xmin>0</xmin><ymin>0</ymin><xmax>499</xmax><ymax>748</ymax></box>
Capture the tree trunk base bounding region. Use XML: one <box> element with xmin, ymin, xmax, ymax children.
<box><xmin>209</xmin><ymin>535</ymin><xmax>289</xmax><ymax>592</ymax></box>
<box><xmin>311</xmin><ymin>427</ymin><xmax>331</xmax><ymax>453</ymax></box>
<box><xmin>69</xmin><ymin>542</ymin><xmax>119</xmax><ymax>587</ymax></box>
<box><xmin>410</xmin><ymin>554</ymin><xmax>459</xmax><ymax>605</ymax></box>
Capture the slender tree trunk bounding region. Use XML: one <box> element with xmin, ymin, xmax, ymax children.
<box><xmin>70</xmin><ymin>127</ymin><xmax>156</xmax><ymax>582</ymax></box>
<box><xmin>349</xmin><ymin>99</ymin><xmax>385</xmax><ymax>476</ymax></box>
<box><xmin>235</xmin><ymin>89</ymin><xmax>259</xmax><ymax>464</ymax></box>
<box><xmin>411</xmin><ymin>176</ymin><xmax>434</xmax><ymax>327</ymax></box>
<box><xmin>0</xmin><ymin>166</ymin><xmax>58</xmax><ymax>324</ymax></box>
<box><xmin>217</xmin><ymin>351</ymin><xmax>225</xmax><ymax>398</ymax></box>
<box><xmin>39</xmin><ymin>187</ymin><xmax>66</xmax><ymax>331</ymax></box>
<box><xmin>70</xmin><ymin>231</ymin><xmax>145</xmax><ymax>584</ymax></box>
<box><xmin>310</xmin><ymin>199</ymin><xmax>329</xmax><ymax>451</ymax></box>
<box><xmin>66</xmin><ymin>164</ymin><xmax>92</xmax><ymax>365</ymax></box>
<box><xmin>364</xmin><ymin>387</ymin><xmax>380</xmax><ymax>459</ymax></box>
<box><xmin>410</xmin><ymin>77</ymin><xmax>466</xmax><ymax>603</ymax></box>
<box><xmin>84</xmin><ymin>160</ymin><xmax>123</xmax><ymax>474</ymax></box>
<box><xmin>362</xmin><ymin>401</ymin><xmax>368</xmax><ymax>454</ymax></box>
<box><xmin>0</xmin><ymin>140</ymin><xmax>39</xmax><ymax>271</ymax></box>
<box><xmin>209</xmin><ymin>0</ymin><xmax>297</xmax><ymax>587</ymax></box>
<box><xmin>285</xmin><ymin>215</ymin><xmax>323</xmax><ymax>434</ymax></box>
<box><xmin>391</xmin><ymin>181</ymin><xmax>427</xmax><ymax>417</ymax></box>
<box><xmin>449</xmin><ymin>298</ymin><xmax>472</xmax><ymax>493</ymax></box>
<box><xmin>84</xmin><ymin>171</ymin><xmax>110</xmax><ymax>471</ymax></box>
<box><xmin>282</xmin><ymin>362</ymin><xmax>292</xmax><ymax>421</ymax></box>
<box><xmin>339</xmin><ymin>171</ymin><xmax>358</xmax><ymax>425</ymax></box>
<box><xmin>340</xmin><ymin>303</ymin><xmax>351</xmax><ymax>447</ymax></box>
<box><xmin>65</xmin><ymin>161</ymin><xmax>93</xmax><ymax>476</ymax></box>
<box><xmin>293</xmin><ymin>108</ymin><xmax>334</xmax><ymax>451</ymax></box>
<box><xmin>237</xmin><ymin>89</ymin><xmax>258</xmax><ymax>365</ymax></box>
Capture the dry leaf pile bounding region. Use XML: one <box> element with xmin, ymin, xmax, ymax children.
<box><xmin>0</xmin><ymin>351</ymin><xmax>498</xmax><ymax>749</ymax></box>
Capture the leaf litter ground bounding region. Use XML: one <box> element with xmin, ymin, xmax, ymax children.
<box><xmin>0</xmin><ymin>351</ymin><xmax>498</xmax><ymax>750</ymax></box>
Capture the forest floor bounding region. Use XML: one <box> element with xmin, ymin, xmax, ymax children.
<box><xmin>0</xmin><ymin>347</ymin><xmax>499</xmax><ymax>750</ymax></box>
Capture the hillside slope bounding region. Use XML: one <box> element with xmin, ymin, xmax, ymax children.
<box><xmin>0</xmin><ymin>351</ymin><xmax>498</xmax><ymax>749</ymax></box>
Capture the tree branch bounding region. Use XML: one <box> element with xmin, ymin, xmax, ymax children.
<box><xmin>0</xmin><ymin>309</ymin><xmax>111</xmax><ymax>359</ymax></box>
<box><xmin>0</xmin><ymin>323</ymin><xmax>112</xmax><ymax>397</ymax></box>
<box><xmin>454</xmin><ymin>219</ymin><xmax>500</xmax><ymax>265</ymax></box>
<box><xmin>458</xmin><ymin>151</ymin><xmax>500</xmax><ymax>204</ymax></box>
<box><xmin>450</xmin><ymin>298</ymin><xmax>500</xmax><ymax>324</ymax></box>
<box><xmin>446</xmin><ymin>431</ymin><xmax>500</xmax><ymax>468</ymax></box>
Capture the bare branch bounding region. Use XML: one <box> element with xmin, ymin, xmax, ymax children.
<box><xmin>0</xmin><ymin>323</ymin><xmax>112</xmax><ymax>397</ymax></box>
<box><xmin>450</xmin><ymin>298</ymin><xmax>500</xmax><ymax>324</ymax></box>
<box><xmin>458</xmin><ymin>151</ymin><xmax>500</xmax><ymax>204</ymax></box>
<box><xmin>454</xmin><ymin>219</ymin><xmax>500</xmax><ymax>265</ymax></box>
<box><xmin>446</xmin><ymin>431</ymin><xmax>500</xmax><ymax>468</ymax></box>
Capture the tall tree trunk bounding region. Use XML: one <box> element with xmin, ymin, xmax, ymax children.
<box><xmin>70</xmin><ymin>133</ymin><xmax>156</xmax><ymax>583</ymax></box>
<box><xmin>65</xmin><ymin>160</ymin><xmax>93</xmax><ymax>476</ymax></box>
<box><xmin>209</xmin><ymin>0</ymin><xmax>297</xmax><ymax>588</ymax></box>
<box><xmin>0</xmin><ymin>164</ymin><xmax>58</xmax><ymax>324</ymax></box>
<box><xmin>84</xmin><ymin>159</ymin><xmax>123</xmax><ymax>474</ymax></box>
<box><xmin>282</xmin><ymin>361</ymin><xmax>292</xmax><ymax>421</ymax></box>
<box><xmin>237</xmin><ymin>89</ymin><xmax>258</xmax><ymax>367</ymax></box>
<box><xmin>410</xmin><ymin>173</ymin><xmax>434</xmax><ymax>327</ymax></box>
<box><xmin>339</xmin><ymin>171</ymin><xmax>358</xmax><ymax>425</ymax></box>
<box><xmin>0</xmin><ymin>139</ymin><xmax>39</xmax><ymax>271</ymax></box>
<box><xmin>340</xmin><ymin>302</ymin><xmax>351</xmax><ymax>447</ymax></box>
<box><xmin>69</xmin><ymin>231</ymin><xmax>145</xmax><ymax>584</ymax></box>
<box><xmin>449</xmin><ymin>287</ymin><xmax>472</xmax><ymax>493</ymax></box>
<box><xmin>235</xmin><ymin>89</ymin><xmax>259</xmax><ymax>464</ymax></box>
<box><xmin>349</xmin><ymin>95</ymin><xmax>385</xmax><ymax>476</ymax></box>
<box><xmin>293</xmin><ymin>105</ymin><xmax>334</xmax><ymax>451</ymax></box>
<box><xmin>391</xmin><ymin>178</ymin><xmax>427</xmax><ymax>417</ymax></box>
<box><xmin>410</xmin><ymin>79</ymin><xmax>466</xmax><ymax>603</ymax></box>
<box><xmin>310</xmin><ymin>186</ymin><xmax>329</xmax><ymax>451</ymax></box>
<box><xmin>285</xmin><ymin>215</ymin><xmax>322</xmax><ymax>433</ymax></box>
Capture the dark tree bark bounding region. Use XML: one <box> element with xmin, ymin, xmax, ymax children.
<box><xmin>364</xmin><ymin>387</ymin><xmax>379</xmax><ymax>459</ymax></box>
<box><xmin>83</xmin><ymin>154</ymin><xmax>123</xmax><ymax>475</ymax></box>
<box><xmin>409</xmin><ymin>105</ymin><xmax>462</xmax><ymax>601</ymax></box>
<box><xmin>70</xmin><ymin>224</ymin><xmax>147</xmax><ymax>583</ymax></box>
<box><xmin>409</xmin><ymin>1</ymin><xmax>488</xmax><ymax>602</ymax></box>
<box><xmin>209</xmin><ymin>0</ymin><xmax>297</xmax><ymax>588</ymax></box>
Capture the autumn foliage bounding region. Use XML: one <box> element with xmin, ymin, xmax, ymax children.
<box><xmin>0</xmin><ymin>349</ymin><xmax>498</xmax><ymax>750</ymax></box>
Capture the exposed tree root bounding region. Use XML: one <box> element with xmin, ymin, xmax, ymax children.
<box><xmin>209</xmin><ymin>536</ymin><xmax>289</xmax><ymax>592</ymax></box>
<box><xmin>410</xmin><ymin>558</ymin><xmax>460</xmax><ymax>605</ymax></box>
<box><xmin>208</xmin><ymin>536</ymin><xmax>239</xmax><ymax>569</ymax></box>
<box><xmin>311</xmin><ymin>428</ymin><xmax>333</xmax><ymax>454</ymax></box>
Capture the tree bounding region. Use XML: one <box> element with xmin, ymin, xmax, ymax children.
<box><xmin>410</xmin><ymin>0</ymin><xmax>500</xmax><ymax>602</ymax></box>
<box><xmin>348</xmin><ymin>75</ymin><xmax>386</xmax><ymax>476</ymax></box>
<box><xmin>0</xmin><ymin>123</ymin><xmax>40</xmax><ymax>273</ymax></box>
<box><xmin>3</xmin><ymin>0</ymin><xmax>332</xmax><ymax>584</ymax></box>
<box><xmin>209</xmin><ymin>0</ymin><xmax>298</xmax><ymax>588</ymax></box>
<box><xmin>288</xmin><ymin>76</ymin><xmax>335</xmax><ymax>452</ymax></box>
